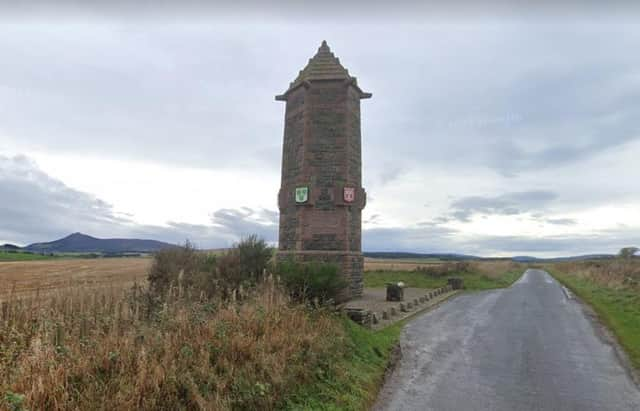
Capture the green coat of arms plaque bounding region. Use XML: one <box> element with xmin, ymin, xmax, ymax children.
<box><xmin>295</xmin><ymin>186</ymin><xmax>309</xmax><ymax>203</ymax></box>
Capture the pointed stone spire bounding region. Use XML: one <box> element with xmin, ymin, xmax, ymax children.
<box><xmin>277</xmin><ymin>40</ymin><xmax>371</xmax><ymax>100</ymax></box>
<box><xmin>291</xmin><ymin>40</ymin><xmax>351</xmax><ymax>86</ymax></box>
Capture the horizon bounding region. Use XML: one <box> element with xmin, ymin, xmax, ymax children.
<box><xmin>1</xmin><ymin>6</ymin><xmax>639</xmax><ymax>258</ymax></box>
<box><xmin>1</xmin><ymin>231</ymin><xmax>632</xmax><ymax>260</ymax></box>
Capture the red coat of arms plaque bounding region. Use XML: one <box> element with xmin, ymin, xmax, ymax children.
<box><xmin>343</xmin><ymin>187</ymin><xmax>355</xmax><ymax>203</ymax></box>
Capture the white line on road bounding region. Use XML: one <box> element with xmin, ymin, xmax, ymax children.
<box><xmin>562</xmin><ymin>286</ymin><xmax>573</xmax><ymax>300</ymax></box>
<box><xmin>514</xmin><ymin>269</ymin><xmax>531</xmax><ymax>285</ymax></box>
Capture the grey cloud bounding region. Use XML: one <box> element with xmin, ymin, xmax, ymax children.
<box><xmin>363</xmin><ymin>24</ymin><xmax>640</xmax><ymax>178</ymax></box>
<box><xmin>1</xmin><ymin>154</ymin><xmax>636</xmax><ymax>257</ymax></box>
<box><xmin>0</xmin><ymin>154</ymin><xmax>277</xmax><ymax>247</ymax></box>
<box><xmin>0</xmin><ymin>24</ymin><xmax>285</xmax><ymax>171</ymax></box>
<box><xmin>377</xmin><ymin>165</ymin><xmax>406</xmax><ymax>186</ymax></box>
<box><xmin>363</xmin><ymin>225</ymin><xmax>459</xmax><ymax>253</ymax></box>
<box><xmin>364</xmin><ymin>214</ymin><xmax>382</xmax><ymax>225</ymax></box>
<box><xmin>464</xmin><ymin>230</ymin><xmax>640</xmax><ymax>256</ymax></box>
<box><xmin>210</xmin><ymin>208</ymin><xmax>278</xmax><ymax>243</ymax></box>
<box><xmin>0</xmin><ymin>154</ymin><xmax>128</xmax><ymax>244</ymax></box>
<box><xmin>479</xmin><ymin>62</ymin><xmax>640</xmax><ymax>176</ymax></box>
<box><xmin>363</xmin><ymin>225</ymin><xmax>639</xmax><ymax>257</ymax></box>
<box><xmin>545</xmin><ymin>218</ymin><xmax>577</xmax><ymax>226</ymax></box>
<box><xmin>2</xmin><ymin>22</ymin><xmax>639</xmax><ymax>180</ymax></box>
<box><xmin>2</xmin><ymin>2</ymin><xmax>639</xmax><ymax>22</ymax></box>
<box><xmin>1</xmin><ymin>21</ymin><xmax>639</xmax><ymax>256</ymax></box>
<box><xmin>446</xmin><ymin>190</ymin><xmax>557</xmax><ymax>222</ymax></box>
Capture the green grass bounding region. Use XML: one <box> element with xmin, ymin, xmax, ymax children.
<box><xmin>0</xmin><ymin>251</ymin><xmax>149</xmax><ymax>261</ymax></box>
<box><xmin>372</xmin><ymin>258</ymin><xmax>443</xmax><ymax>264</ymax></box>
<box><xmin>0</xmin><ymin>251</ymin><xmax>57</xmax><ymax>261</ymax></box>
<box><xmin>285</xmin><ymin>317</ymin><xmax>404</xmax><ymax>410</ymax></box>
<box><xmin>548</xmin><ymin>269</ymin><xmax>640</xmax><ymax>372</ymax></box>
<box><xmin>364</xmin><ymin>270</ymin><xmax>523</xmax><ymax>291</ymax></box>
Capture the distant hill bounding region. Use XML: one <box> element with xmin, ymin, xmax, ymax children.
<box><xmin>24</xmin><ymin>233</ymin><xmax>175</xmax><ymax>253</ymax></box>
<box><xmin>511</xmin><ymin>254</ymin><xmax>616</xmax><ymax>263</ymax></box>
<box><xmin>363</xmin><ymin>252</ymin><xmax>482</xmax><ymax>261</ymax></box>
<box><xmin>364</xmin><ymin>251</ymin><xmax>617</xmax><ymax>262</ymax></box>
<box><xmin>0</xmin><ymin>243</ymin><xmax>21</xmax><ymax>250</ymax></box>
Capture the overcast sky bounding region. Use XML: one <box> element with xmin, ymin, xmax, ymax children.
<box><xmin>1</xmin><ymin>4</ymin><xmax>639</xmax><ymax>257</ymax></box>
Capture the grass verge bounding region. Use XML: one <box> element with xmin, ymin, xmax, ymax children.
<box><xmin>285</xmin><ymin>319</ymin><xmax>403</xmax><ymax>410</ymax></box>
<box><xmin>548</xmin><ymin>268</ymin><xmax>640</xmax><ymax>372</ymax></box>
<box><xmin>364</xmin><ymin>269</ymin><xmax>523</xmax><ymax>291</ymax></box>
<box><xmin>0</xmin><ymin>251</ymin><xmax>57</xmax><ymax>261</ymax></box>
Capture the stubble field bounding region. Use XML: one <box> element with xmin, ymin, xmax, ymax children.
<box><xmin>0</xmin><ymin>257</ymin><xmax>449</xmax><ymax>298</ymax></box>
<box><xmin>0</xmin><ymin>257</ymin><xmax>518</xmax><ymax>299</ymax></box>
<box><xmin>0</xmin><ymin>258</ymin><xmax>151</xmax><ymax>298</ymax></box>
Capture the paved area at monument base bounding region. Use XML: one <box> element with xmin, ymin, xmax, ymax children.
<box><xmin>343</xmin><ymin>287</ymin><xmax>458</xmax><ymax>329</ymax></box>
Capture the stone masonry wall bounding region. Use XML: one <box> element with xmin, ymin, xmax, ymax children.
<box><xmin>277</xmin><ymin>80</ymin><xmax>365</xmax><ymax>301</ymax></box>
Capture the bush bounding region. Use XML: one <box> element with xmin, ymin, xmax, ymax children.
<box><xmin>215</xmin><ymin>249</ymin><xmax>242</xmax><ymax>299</ymax></box>
<box><xmin>147</xmin><ymin>241</ymin><xmax>215</xmax><ymax>297</ymax></box>
<box><xmin>215</xmin><ymin>236</ymin><xmax>273</xmax><ymax>299</ymax></box>
<box><xmin>276</xmin><ymin>260</ymin><xmax>347</xmax><ymax>304</ymax></box>
<box><xmin>147</xmin><ymin>236</ymin><xmax>273</xmax><ymax>303</ymax></box>
<box><xmin>237</xmin><ymin>234</ymin><xmax>273</xmax><ymax>282</ymax></box>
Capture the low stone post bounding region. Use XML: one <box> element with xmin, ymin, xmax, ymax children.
<box><xmin>447</xmin><ymin>277</ymin><xmax>464</xmax><ymax>290</ymax></box>
<box><xmin>386</xmin><ymin>282</ymin><xmax>405</xmax><ymax>301</ymax></box>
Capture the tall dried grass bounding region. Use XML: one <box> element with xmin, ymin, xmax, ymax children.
<box><xmin>468</xmin><ymin>260</ymin><xmax>524</xmax><ymax>279</ymax></box>
<box><xmin>413</xmin><ymin>260</ymin><xmax>522</xmax><ymax>279</ymax></box>
<box><xmin>0</xmin><ymin>276</ymin><xmax>344</xmax><ymax>410</ymax></box>
<box><xmin>547</xmin><ymin>258</ymin><xmax>640</xmax><ymax>290</ymax></box>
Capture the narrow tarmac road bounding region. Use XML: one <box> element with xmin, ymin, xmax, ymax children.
<box><xmin>373</xmin><ymin>269</ymin><xmax>640</xmax><ymax>411</ymax></box>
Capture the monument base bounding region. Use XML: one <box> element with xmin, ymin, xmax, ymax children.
<box><xmin>276</xmin><ymin>250</ymin><xmax>364</xmax><ymax>302</ymax></box>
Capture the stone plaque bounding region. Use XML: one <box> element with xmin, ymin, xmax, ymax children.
<box><xmin>344</xmin><ymin>187</ymin><xmax>355</xmax><ymax>203</ymax></box>
<box><xmin>295</xmin><ymin>186</ymin><xmax>309</xmax><ymax>203</ymax></box>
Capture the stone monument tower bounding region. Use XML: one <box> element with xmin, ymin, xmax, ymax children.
<box><xmin>276</xmin><ymin>41</ymin><xmax>371</xmax><ymax>300</ymax></box>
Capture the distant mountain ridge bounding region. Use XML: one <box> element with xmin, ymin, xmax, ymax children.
<box><xmin>24</xmin><ymin>233</ymin><xmax>175</xmax><ymax>253</ymax></box>
<box><xmin>363</xmin><ymin>252</ymin><xmax>481</xmax><ymax>261</ymax></box>
<box><xmin>5</xmin><ymin>234</ymin><xmax>620</xmax><ymax>260</ymax></box>
<box><xmin>363</xmin><ymin>251</ymin><xmax>616</xmax><ymax>262</ymax></box>
<box><xmin>510</xmin><ymin>254</ymin><xmax>616</xmax><ymax>262</ymax></box>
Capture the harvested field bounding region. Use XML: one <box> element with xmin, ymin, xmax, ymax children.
<box><xmin>0</xmin><ymin>257</ymin><xmax>401</xmax><ymax>299</ymax></box>
<box><xmin>0</xmin><ymin>257</ymin><xmax>520</xmax><ymax>299</ymax></box>
<box><xmin>0</xmin><ymin>257</ymin><xmax>151</xmax><ymax>298</ymax></box>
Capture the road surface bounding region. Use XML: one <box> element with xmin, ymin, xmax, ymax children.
<box><xmin>374</xmin><ymin>269</ymin><xmax>640</xmax><ymax>411</ymax></box>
